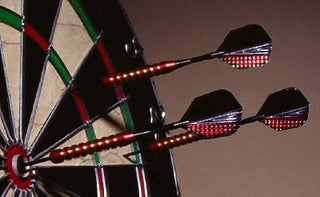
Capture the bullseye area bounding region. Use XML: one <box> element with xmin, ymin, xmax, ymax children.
<box><xmin>4</xmin><ymin>145</ymin><xmax>35</xmax><ymax>190</ymax></box>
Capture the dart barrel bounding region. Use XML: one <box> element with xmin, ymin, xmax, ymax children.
<box><xmin>50</xmin><ymin>132</ymin><xmax>135</xmax><ymax>164</ymax></box>
<box><xmin>103</xmin><ymin>61</ymin><xmax>179</xmax><ymax>86</ymax></box>
<box><xmin>149</xmin><ymin>132</ymin><xmax>200</xmax><ymax>151</ymax></box>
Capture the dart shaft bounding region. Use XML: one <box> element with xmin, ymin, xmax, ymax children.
<box><xmin>50</xmin><ymin>132</ymin><xmax>136</xmax><ymax>164</ymax></box>
<box><xmin>240</xmin><ymin>115</ymin><xmax>262</xmax><ymax>125</ymax></box>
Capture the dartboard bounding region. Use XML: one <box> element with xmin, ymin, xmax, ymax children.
<box><xmin>0</xmin><ymin>1</ymin><xmax>179</xmax><ymax>196</ymax></box>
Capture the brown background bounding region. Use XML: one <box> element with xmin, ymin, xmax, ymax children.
<box><xmin>122</xmin><ymin>1</ymin><xmax>320</xmax><ymax>196</ymax></box>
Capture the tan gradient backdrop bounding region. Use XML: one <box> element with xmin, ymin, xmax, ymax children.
<box><xmin>122</xmin><ymin>1</ymin><xmax>320</xmax><ymax>196</ymax></box>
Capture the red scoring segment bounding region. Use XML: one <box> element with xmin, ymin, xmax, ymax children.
<box><xmin>221</xmin><ymin>54</ymin><xmax>269</xmax><ymax>69</ymax></box>
<box><xmin>262</xmin><ymin>117</ymin><xmax>306</xmax><ymax>131</ymax></box>
<box><xmin>103</xmin><ymin>61</ymin><xmax>177</xmax><ymax>86</ymax></box>
<box><xmin>187</xmin><ymin>122</ymin><xmax>239</xmax><ymax>138</ymax></box>
<box><xmin>50</xmin><ymin>132</ymin><xmax>136</xmax><ymax>164</ymax></box>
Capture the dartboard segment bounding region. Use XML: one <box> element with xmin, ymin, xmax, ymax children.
<box><xmin>37</xmin><ymin>165</ymin><xmax>141</xmax><ymax>196</ymax></box>
<box><xmin>0</xmin><ymin>42</ymin><xmax>14</xmax><ymax>144</ymax></box>
<box><xmin>20</xmin><ymin>0</ymin><xmax>62</xmax><ymax>143</ymax></box>
<box><xmin>0</xmin><ymin>176</ymin><xmax>10</xmax><ymax>195</ymax></box>
<box><xmin>0</xmin><ymin>4</ymin><xmax>21</xmax><ymax>143</ymax></box>
<box><xmin>37</xmin><ymin>166</ymin><xmax>98</xmax><ymax>196</ymax></box>
<box><xmin>29</xmin><ymin>87</ymin><xmax>85</xmax><ymax>159</ymax></box>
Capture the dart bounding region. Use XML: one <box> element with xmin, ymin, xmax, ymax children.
<box><xmin>48</xmin><ymin>90</ymin><xmax>242</xmax><ymax>164</ymax></box>
<box><xmin>149</xmin><ymin>87</ymin><xmax>309</xmax><ymax>151</ymax></box>
<box><xmin>240</xmin><ymin>87</ymin><xmax>309</xmax><ymax>130</ymax></box>
<box><xmin>103</xmin><ymin>24</ymin><xmax>272</xmax><ymax>86</ymax></box>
